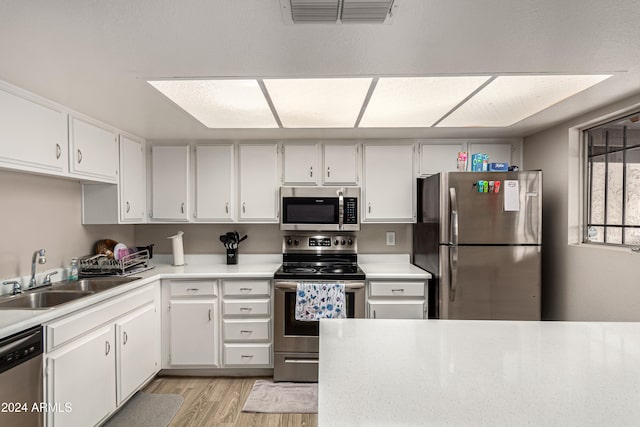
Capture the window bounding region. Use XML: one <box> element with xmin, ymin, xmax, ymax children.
<box><xmin>584</xmin><ymin>112</ymin><xmax>640</xmax><ymax>245</ymax></box>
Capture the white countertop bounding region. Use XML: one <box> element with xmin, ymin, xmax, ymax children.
<box><xmin>358</xmin><ymin>254</ymin><xmax>432</xmax><ymax>279</ymax></box>
<box><xmin>0</xmin><ymin>261</ymin><xmax>280</xmax><ymax>339</ymax></box>
<box><xmin>318</xmin><ymin>319</ymin><xmax>640</xmax><ymax>427</ymax></box>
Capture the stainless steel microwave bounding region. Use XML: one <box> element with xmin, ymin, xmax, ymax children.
<box><xmin>280</xmin><ymin>187</ymin><xmax>360</xmax><ymax>231</ymax></box>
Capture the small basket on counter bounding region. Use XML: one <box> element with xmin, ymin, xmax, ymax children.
<box><xmin>79</xmin><ymin>248</ymin><xmax>153</xmax><ymax>277</ymax></box>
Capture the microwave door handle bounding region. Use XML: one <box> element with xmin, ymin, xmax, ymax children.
<box><xmin>338</xmin><ymin>190</ymin><xmax>344</xmax><ymax>230</ymax></box>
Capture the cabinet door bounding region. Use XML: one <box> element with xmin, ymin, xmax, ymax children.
<box><xmin>283</xmin><ymin>144</ymin><xmax>317</xmax><ymax>185</ymax></box>
<box><xmin>116</xmin><ymin>303</ymin><xmax>160</xmax><ymax>404</ymax></box>
<box><xmin>468</xmin><ymin>142</ymin><xmax>512</xmax><ymax>166</ymax></box>
<box><xmin>120</xmin><ymin>135</ymin><xmax>146</xmax><ymax>222</ymax></box>
<box><xmin>419</xmin><ymin>142</ymin><xmax>466</xmax><ymax>175</ymax></box>
<box><xmin>363</xmin><ymin>144</ymin><xmax>415</xmax><ymax>222</ymax></box>
<box><xmin>151</xmin><ymin>144</ymin><xmax>190</xmax><ymax>221</ymax></box>
<box><xmin>47</xmin><ymin>325</ymin><xmax>116</xmax><ymax>427</ymax></box>
<box><xmin>195</xmin><ymin>144</ymin><xmax>234</xmax><ymax>221</ymax></box>
<box><xmin>69</xmin><ymin>116</ymin><xmax>119</xmax><ymax>182</ymax></box>
<box><xmin>323</xmin><ymin>144</ymin><xmax>359</xmax><ymax>185</ymax></box>
<box><xmin>0</xmin><ymin>85</ymin><xmax>68</xmax><ymax>174</ymax></box>
<box><xmin>368</xmin><ymin>300</ymin><xmax>425</xmax><ymax>319</ymax></box>
<box><xmin>169</xmin><ymin>299</ymin><xmax>218</xmax><ymax>366</ymax></box>
<box><xmin>238</xmin><ymin>144</ymin><xmax>279</xmax><ymax>221</ymax></box>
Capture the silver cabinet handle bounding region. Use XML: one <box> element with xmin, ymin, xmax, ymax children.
<box><xmin>77</xmin><ymin>149</ymin><xmax>83</xmax><ymax>164</ymax></box>
<box><xmin>180</xmin><ymin>203</ymin><xmax>185</xmax><ymax>214</ymax></box>
<box><xmin>310</xmin><ymin>166</ymin><xmax>313</xmax><ymax>177</ymax></box>
<box><xmin>56</xmin><ymin>144</ymin><xmax>61</xmax><ymax>159</ymax></box>
<box><xmin>242</xmin><ymin>202</ymin><xmax>246</xmax><ymax>213</ymax></box>
<box><xmin>241</xmin><ymin>355</ymin><xmax>254</xmax><ymax>359</ymax></box>
<box><xmin>373</xmin><ymin>310</ymin><xmax>376</xmax><ymax>319</ymax></box>
<box><xmin>208</xmin><ymin>309</ymin><xmax>212</xmax><ymax>322</ymax></box>
<box><xmin>105</xmin><ymin>341</ymin><xmax>111</xmax><ymax>356</ymax></box>
<box><xmin>126</xmin><ymin>201</ymin><xmax>130</xmax><ymax>213</ymax></box>
<box><xmin>240</xmin><ymin>330</ymin><xmax>253</xmax><ymax>334</ymax></box>
<box><xmin>225</xmin><ymin>202</ymin><xmax>229</xmax><ymax>214</ymax></box>
<box><xmin>391</xmin><ymin>288</ymin><xmax>405</xmax><ymax>293</ymax></box>
<box><xmin>368</xmin><ymin>203</ymin><xmax>372</xmax><ymax>214</ymax></box>
<box><xmin>123</xmin><ymin>331</ymin><xmax>128</xmax><ymax>345</ymax></box>
<box><xmin>239</xmin><ymin>307</ymin><xmax>252</xmax><ymax>312</ymax></box>
<box><xmin>327</xmin><ymin>166</ymin><xmax>330</xmax><ymax>178</ymax></box>
<box><xmin>186</xmin><ymin>288</ymin><xmax>199</xmax><ymax>292</ymax></box>
<box><xmin>239</xmin><ymin>287</ymin><xmax>252</xmax><ymax>293</ymax></box>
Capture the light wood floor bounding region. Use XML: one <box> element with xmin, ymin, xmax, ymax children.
<box><xmin>143</xmin><ymin>376</ymin><xmax>318</xmax><ymax>427</ymax></box>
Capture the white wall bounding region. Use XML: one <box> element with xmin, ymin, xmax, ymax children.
<box><xmin>523</xmin><ymin>92</ymin><xmax>640</xmax><ymax>321</ymax></box>
<box><xmin>0</xmin><ymin>169</ymin><xmax>134</xmax><ymax>280</ymax></box>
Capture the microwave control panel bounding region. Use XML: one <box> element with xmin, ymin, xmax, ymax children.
<box><xmin>344</xmin><ymin>198</ymin><xmax>358</xmax><ymax>224</ymax></box>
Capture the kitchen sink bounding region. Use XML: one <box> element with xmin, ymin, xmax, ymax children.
<box><xmin>52</xmin><ymin>277</ymin><xmax>140</xmax><ymax>292</ymax></box>
<box><xmin>0</xmin><ymin>290</ymin><xmax>94</xmax><ymax>309</ymax></box>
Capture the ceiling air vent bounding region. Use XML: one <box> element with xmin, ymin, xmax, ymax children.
<box><xmin>281</xmin><ymin>0</ymin><xmax>397</xmax><ymax>24</ymax></box>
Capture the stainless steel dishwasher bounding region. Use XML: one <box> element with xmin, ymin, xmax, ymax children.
<box><xmin>0</xmin><ymin>326</ymin><xmax>43</xmax><ymax>427</ymax></box>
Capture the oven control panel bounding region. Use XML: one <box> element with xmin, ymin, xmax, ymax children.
<box><xmin>283</xmin><ymin>234</ymin><xmax>357</xmax><ymax>252</ymax></box>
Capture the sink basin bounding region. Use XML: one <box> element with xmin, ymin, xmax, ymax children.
<box><xmin>0</xmin><ymin>290</ymin><xmax>94</xmax><ymax>309</ymax></box>
<box><xmin>52</xmin><ymin>276</ymin><xmax>140</xmax><ymax>292</ymax></box>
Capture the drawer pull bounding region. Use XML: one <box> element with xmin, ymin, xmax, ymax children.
<box><xmin>239</xmin><ymin>307</ymin><xmax>252</xmax><ymax>312</ymax></box>
<box><xmin>240</xmin><ymin>330</ymin><xmax>253</xmax><ymax>334</ymax></box>
<box><xmin>186</xmin><ymin>288</ymin><xmax>200</xmax><ymax>292</ymax></box>
<box><xmin>391</xmin><ymin>288</ymin><xmax>405</xmax><ymax>293</ymax></box>
<box><xmin>241</xmin><ymin>354</ymin><xmax>254</xmax><ymax>359</ymax></box>
<box><xmin>239</xmin><ymin>288</ymin><xmax>253</xmax><ymax>292</ymax></box>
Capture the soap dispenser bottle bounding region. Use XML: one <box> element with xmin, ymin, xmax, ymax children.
<box><xmin>69</xmin><ymin>258</ymin><xmax>79</xmax><ymax>281</ymax></box>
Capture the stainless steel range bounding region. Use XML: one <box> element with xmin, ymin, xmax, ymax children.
<box><xmin>273</xmin><ymin>234</ymin><xmax>365</xmax><ymax>382</ymax></box>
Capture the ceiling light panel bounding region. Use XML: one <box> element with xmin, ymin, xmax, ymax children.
<box><xmin>264</xmin><ymin>78</ymin><xmax>372</xmax><ymax>128</ymax></box>
<box><xmin>148</xmin><ymin>79</ymin><xmax>278</xmax><ymax>128</ymax></box>
<box><xmin>437</xmin><ymin>74</ymin><xmax>613</xmax><ymax>127</ymax></box>
<box><xmin>359</xmin><ymin>76</ymin><xmax>491</xmax><ymax>127</ymax></box>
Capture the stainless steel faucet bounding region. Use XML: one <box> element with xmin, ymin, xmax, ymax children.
<box><xmin>43</xmin><ymin>271</ymin><xmax>59</xmax><ymax>285</ymax></box>
<box><xmin>30</xmin><ymin>249</ymin><xmax>46</xmax><ymax>288</ymax></box>
<box><xmin>2</xmin><ymin>280</ymin><xmax>22</xmax><ymax>295</ymax></box>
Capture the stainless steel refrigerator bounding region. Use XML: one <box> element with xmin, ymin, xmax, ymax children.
<box><xmin>413</xmin><ymin>171</ymin><xmax>542</xmax><ymax>320</ymax></box>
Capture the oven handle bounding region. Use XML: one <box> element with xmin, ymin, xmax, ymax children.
<box><xmin>274</xmin><ymin>281</ymin><xmax>365</xmax><ymax>290</ymax></box>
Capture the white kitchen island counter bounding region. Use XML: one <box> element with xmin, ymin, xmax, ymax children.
<box><xmin>318</xmin><ymin>319</ymin><xmax>640</xmax><ymax>427</ymax></box>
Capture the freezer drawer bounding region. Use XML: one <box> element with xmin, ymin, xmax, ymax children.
<box><xmin>440</xmin><ymin>245</ymin><xmax>540</xmax><ymax>320</ymax></box>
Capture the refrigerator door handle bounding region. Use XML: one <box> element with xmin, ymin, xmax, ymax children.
<box><xmin>449</xmin><ymin>187</ymin><xmax>459</xmax><ymax>245</ymax></box>
<box><xmin>449</xmin><ymin>245</ymin><xmax>458</xmax><ymax>302</ymax></box>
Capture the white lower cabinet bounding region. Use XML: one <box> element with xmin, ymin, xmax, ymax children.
<box><xmin>45</xmin><ymin>282</ymin><xmax>160</xmax><ymax>427</ymax></box>
<box><xmin>47</xmin><ymin>325</ymin><xmax>116</xmax><ymax>427</ymax></box>
<box><xmin>168</xmin><ymin>299</ymin><xmax>218</xmax><ymax>366</ymax></box>
<box><xmin>116</xmin><ymin>303</ymin><xmax>160</xmax><ymax>403</ymax></box>
<box><xmin>164</xmin><ymin>279</ymin><xmax>219</xmax><ymax>367</ymax></box>
<box><xmin>367</xmin><ymin>281</ymin><xmax>427</xmax><ymax>319</ymax></box>
<box><xmin>222</xmin><ymin>279</ymin><xmax>272</xmax><ymax>368</ymax></box>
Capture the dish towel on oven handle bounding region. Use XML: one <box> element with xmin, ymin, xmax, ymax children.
<box><xmin>295</xmin><ymin>283</ymin><xmax>346</xmax><ymax>321</ymax></box>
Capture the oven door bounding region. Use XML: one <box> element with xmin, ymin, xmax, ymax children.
<box><xmin>274</xmin><ymin>281</ymin><xmax>365</xmax><ymax>353</ymax></box>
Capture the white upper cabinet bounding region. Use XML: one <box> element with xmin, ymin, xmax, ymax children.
<box><xmin>120</xmin><ymin>135</ymin><xmax>146</xmax><ymax>222</ymax></box>
<box><xmin>238</xmin><ymin>144</ymin><xmax>279</xmax><ymax>222</ymax></box>
<box><xmin>151</xmin><ymin>144</ymin><xmax>190</xmax><ymax>221</ymax></box>
<box><xmin>322</xmin><ymin>143</ymin><xmax>359</xmax><ymax>185</ymax></box>
<box><xmin>363</xmin><ymin>144</ymin><xmax>415</xmax><ymax>222</ymax></box>
<box><xmin>69</xmin><ymin>116</ymin><xmax>119</xmax><ymax>182</ymax></box>
<box><xmin>0</xmin><ymin>83</ymin><xmax>68</xmax><ymax>174</ymax></box>
<box><xmin>195</xmin><ymin>144</ymin><xmax>235</xmax><ymax>221</ymax></box>
<box><xmin>418</xmin><ymin>142</ymin><xmax>467</xmax><ymax>175</ymax></box>
<box><xmin>282</xmin><ymin>144</ymin><xmax>318</xmax><ymax>185</ymax></box>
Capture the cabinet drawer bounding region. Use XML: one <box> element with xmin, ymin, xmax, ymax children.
<box><xmin>170</xmin><ymin>280</ymin><xmax>217</xmax><ymax>297</ymax></box>
<box><xmin>222</xmin><ymin>280</ymin><xmax>270</xmax><ymax>297</ymax></box>
<box><xmin>223</xmin><ymin>319</ymin><xmax>270</xmax><ymax>341</ymax></box>
<box><xmin>368</xmin><ymin>300</ymin><xmax>425</xmax><ymax>319</ymax></box>
<box><xmin>224</xmin><ymin>343</ymin><xmax>271</xmax><ymax>366</ymax></box>
<box><xmin>369</xmin><ymin>281</ymin><xmax>425</xmax><ymax>297</ymax></box>
<box><xmin>223</xmin><ymin>299</ymin><xmax>270</xmax><ymax>316</ymax></box>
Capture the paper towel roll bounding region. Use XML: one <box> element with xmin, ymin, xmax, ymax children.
<box><xmin>168</xmin><ymin>231</ymin><xmax>185</xmax><ymax>266</ymax></box>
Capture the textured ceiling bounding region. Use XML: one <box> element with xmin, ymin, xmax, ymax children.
<box><xmin>0</xmin><ymin>0</ymin><xmax>639</xmax><ymax>140</ymax></box>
